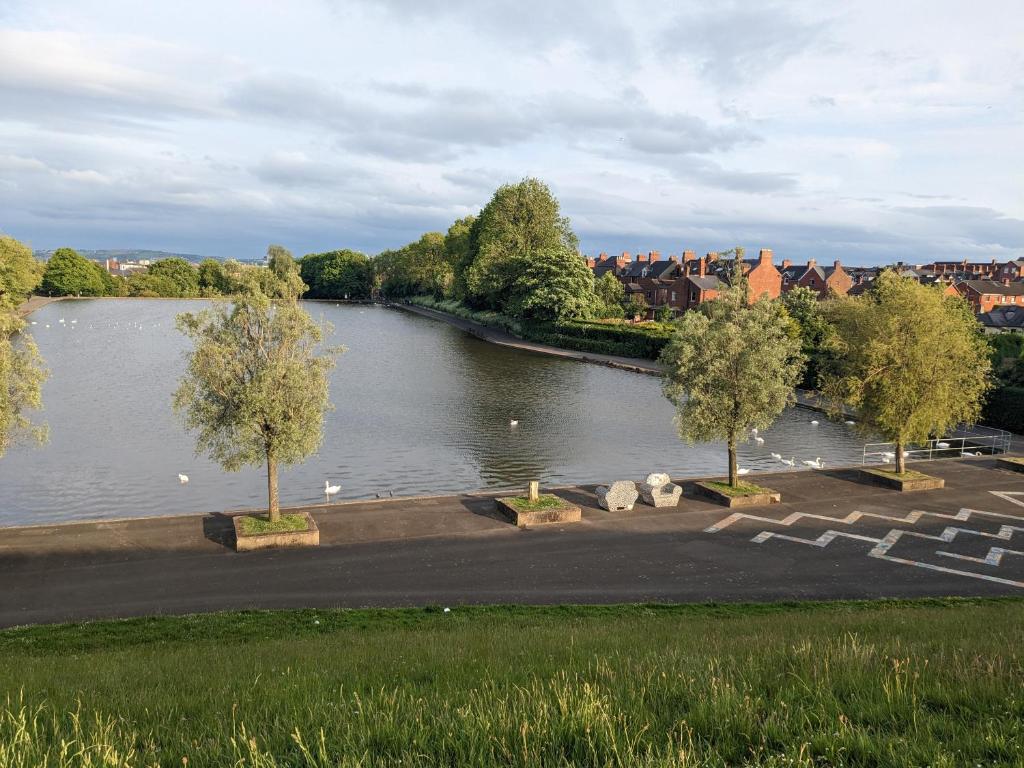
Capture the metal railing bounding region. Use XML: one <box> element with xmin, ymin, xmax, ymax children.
<box><xmin>862</xmin><ymin>425</ymin><xmax>1013</xmax><ymax>465</ymax></box>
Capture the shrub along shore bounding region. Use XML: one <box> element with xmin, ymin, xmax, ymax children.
<box><xmin>0</xmin><ymin>600</ymin><xmax>1021</xmax><ymax>766</ymax></box>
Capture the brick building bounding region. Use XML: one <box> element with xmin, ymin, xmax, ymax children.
<box><xmin>779</xmin><ymin>259</ymin><xmax>853</xmax><ymax>297</ymax></box>
<box><xmin>954</xmin><ymin>280</ymin><xmax>1024</xmax><ymax>313</ymax></box>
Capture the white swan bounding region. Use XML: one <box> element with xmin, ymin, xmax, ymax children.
<box><xmin>802</xmin><ymin>457</ymin><xmax>824</xmax><ymax>469</ymax></box>
<box><xmin>810</xmin><ymin>420</ymin><xmax>819</xmax><ymax>426</ymax></box>
<box><xmin>770</xmin><ymin>452</ymin><xmax>782</xmax><ymax>461</ymax></box>
<box><xmin>754</xmin><ymin>436</ymin><xmax>765</xmax><ymax>445</ymax></box>
<box><xmin>936</xmin><ymin>442</ymin><xmax>950</xmax><ymax>449</ymax></box>
<box><xmin>781</xmin><ymin>457</ymin><xmax>795</xmax><ymax>466</ymax></box>
<box><xmin>177</xmin><ymin>473</ymin><xmax>189</xmax><ymax>484</ymax></box>
<box><xmin>844</xmin><ymin>420</ymin><xmax>855</xmax><ymax>425</ymax></box>
<box><xmin>881</xmin><ymin>452</ymin><xmax>896</xmax><ymax>462</ymax></box>
<box><xmin>737</xmin><ymin>467</ymin><xmax>751</xmax><ymax>475</ymax></box>
<box><xmin>750</xmin><ymin>428</ymin><xmax>758</xmax><ymax>436</ymax></box>
<box><xmin>324</xmin><ymin>480</ymin><xmax>341</xmax><ymax>496</ymax></box>
<box><xmin>510</xmin><ymin>419</ymin><xmax>519</xmax><ymax>427</ymax></box>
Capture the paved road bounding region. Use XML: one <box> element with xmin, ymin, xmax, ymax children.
<box><xmin>1</xmin><ymin>458</ymin><xmax>1023</xmax><ymax>627</ymax></box>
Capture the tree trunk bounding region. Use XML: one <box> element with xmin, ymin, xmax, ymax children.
<box><xmin>728</xmin><ymin>434</ymin><xmax>738</xmax><ymax>487</ymax></box>
<box><xmin>895</xmin><ymin>439</ymin><xmax>905</xmax><ymax>475</ymax></box>
<box><xmin>266</xmin><ymin>451</ymin><xmax>280</xmax><ymax>522</ymax></box>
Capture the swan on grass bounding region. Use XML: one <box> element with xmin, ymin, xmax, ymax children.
<box><xmin>324</xmin><ymin>480</ymin><xmax>341</xmax><ymax>496</ymax></box>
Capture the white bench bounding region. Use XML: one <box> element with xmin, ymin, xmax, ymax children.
<box><xmin>596</xmin><ymin>480</ymin><xmax>639</xmax><ymax>511</ymax></box>
<box><xmin>639</xmin><ymin>473</ymin><xmax>682</xmax><ymax>507</ymax></box>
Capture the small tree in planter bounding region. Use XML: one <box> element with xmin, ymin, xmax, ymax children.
<box><xmin>659</xmin><ymin>260</ymin><xmax>803</xmax><ymax>501</ymax></box>
<box><xmin>820</xmin><ymin>270</ymin><xmax>990</xmax><ymax>481</ymax></box>
<box><xmin>174</xmin><ymin>278</ymin><xmax>341</xmax><ymax>533</ymax></box>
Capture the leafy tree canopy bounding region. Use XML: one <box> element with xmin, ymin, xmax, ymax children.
<box><xmin>508</xmin><ymin>245</ymin><xmax>597</xmax><ymax>322</ymax></box>
<box><xmin>0</xmin><ymin>308</ymin><xmax>48</xmax><ymax>458</ymax></box>
<box><xmin>463</xmin><ymin>178</ymin><xmax>578</xmax><ymax>309</ymax></box>
<box><xmin>375</xmin><ymin>233</ymin><xmax>450</xmax><ymax>299</ymax></box>
<box><xmin>0</xmin><ymin>236</ymin><xmax>42</xmax><ymax>308</ymax></box>
<box><xmin>594</xmin><ymin>272</ymin><xmax>626</xmax><ymax>319</ymax></box>
<box><xmin>197</xmin><ymin>259</ymin><xmax>230</xmax><ymax>295</ymax></box>
<box><xmin>40</xmin><ymin>248</ymin><xmax>107</xmax><ymax>297</ymax></box>
<box><xmin>173</xmin><ymin>293</ymin><xmax>341</xmax><ymax>520</ymax></box>
<box><xmin>301</xmin><ymin>250</ymin><xmax>372</xmax><ymax>300</ymax></box>
<box><xmin>660</xmin><ymin>277</ymin><xmax>804</xmax><ymax>486</ymax></box>
<box><xmin>820</xmin><ymin>271</ymin><xmax>991</xmax><ymax>473</ymax></box>
<box><xmin>147</xmin><ymin>258</ymin><xmax>199</xmax><ymax>298</ymax></box>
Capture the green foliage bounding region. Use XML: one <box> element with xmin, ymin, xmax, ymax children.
<box><xmin>146</xmin><ymin>258</ymin><xmax>199</xmax><ymax>297</ymax></box>
<box><xmin>0</xmin><ymin>236</ymin><xmax>42</xmax><ymax>308</ymax></box>
<box><xmin>463</xmin><ymin>178</ymin><xmax>578</xmax><ymax>309</ymax></box>
<box><xmin>821</xmin><ymin>272</ymin><xmax>992</xmax><ymax>473</ymax></box>
<box><xmin>173</xmin><ymin>293</ymin><xmax>341</xmax><ymax>519</ymax></box>
<box><xmin>624</xmin><ymin>292</ymin><xmax>648</xmax><ymax>319</ymax></box>
<box><xmin>780</xmin><ymin>285</ymin><xmax>831</xmax><ymax>388</ymax></box>
<box><xmin>660</xmin><ymin>279</ymin><xmax>804</xmax><ymax>486</ymax></box>
<box><xmin>0</xmin><ymin>309</ymin><xmax>48</xmax><ymax>458</ymax></box>
<box><xmin>39</xmin><ymin>248</ymin><xmax>107</xmax><ymax>297</ymax></box>
<box><xmin>301</xmin><ymin>250</ymin><xmax>372</xmax><ymax>300</ymax></box>
<box><xmin>125</xmin><ymin>272</ymin><xmax>180</xmax><ymax>298</ymax></box>
<box><xmin>982</xmin><ymin>385</ymin><xmax>1024</xmax><ymax>433</ymax></box>
<box><xmin>237</xmin><ymin>513</ymin><xmax>309</xmax><ymax>535</ymax></box>
<box><xmin>653</xmin><ymin>305</ymin><xmax>674</xmax><ymax>323</ymax></box>
<box><xmin>374</xmin><ymin>233</ymin><xmax>450</xmax><ymax>298</ymax></box>
<box><xmin>593</xmin><ymin>272</ymin><xmax>626</xmax><ymax>318</ymax></box>
<box><xmin>0</xmin><ymin>601</ymin><xmax>1021</xmax><ymax>766</ymax></box>
<box><xmin>507</xmin><ymin>245</ymin><xmax>597</xmax><ymax>321</ymax></box>
<box><xmin>197</xmin><ymin>258</ymin><xmax>229</xmax><ymax>295</ymax></box>
<box><xmin>530</xmin><ymin>318</ymin><xmax>672</xmax><ymax>359</ymax></box>
<box><xmin>444</xmin><ymin>215</ymin><xmax>476</xmax><ymax>299</ymax></box>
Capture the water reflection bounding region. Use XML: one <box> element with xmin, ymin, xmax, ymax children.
<box><xmin>0</xmin><ymin>300</ymin><xmax>873</xmax><ymax>526</ymax></box>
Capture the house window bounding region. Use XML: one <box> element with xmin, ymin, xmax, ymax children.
<box><xmin>690</xmin><ymin>291</ymin><xmax>697</xmax><ymax>302</ymax></box>
<box><xmin>670</xmin><ymin>291</ymin><xmax>676</xmax><ymax>302</ymax></box>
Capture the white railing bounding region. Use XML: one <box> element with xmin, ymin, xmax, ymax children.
<box><xmin>862</xmin><ymin>425</ymin><xmax>1012</xmax><ymax>465</ymax></box>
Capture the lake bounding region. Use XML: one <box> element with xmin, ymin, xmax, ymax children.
<box><xmin>0</xmin><ymin>299</ymin><xmax>871</xmax><ymax>526</ymax></box>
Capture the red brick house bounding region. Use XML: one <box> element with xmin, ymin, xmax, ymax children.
<box><xmin>780</xmin><ymin>259</ymin><xmax>852</xmax><ymax>298</ymax></box>
<box><xmin>955</xmin><ymin>280</ymin><xmax>1024</xmax><ymax>313</ymax></box>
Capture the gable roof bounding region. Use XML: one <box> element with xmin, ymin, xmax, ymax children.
<box><xmin>978</xmin><ymin>306</ymin><xmax>1024</xmax><ymax>329</ymax></box>
<box><xmin>959</xmin><ymin>280</ymin><xmax>1024</xmax><ymax>296</ymax></box>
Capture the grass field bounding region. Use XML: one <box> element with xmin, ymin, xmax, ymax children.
<box><xmin>0</xmin><ymin>599</ymin><xmax>1022</xmax><ymax>766</ymax></box>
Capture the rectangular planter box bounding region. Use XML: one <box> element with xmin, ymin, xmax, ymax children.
<box><xmin>859</xmin><ymin>468</ymin><xmax>944</xmax><ymax>492</ymax></box>
<box><xmin>694</xmin><ymin>481</ymin><xmax>781</xmax><ymax>508</ymax></box>
<box><xmin>495</xmin><ymin>495</ymin><xmax>581</xmax><ymax>527</ymax></box>
<box><xmin>233</xmin><ymin>510</ymin><xmax>320</xmax><ymax>552</ymax></box>
<box><xmin>996</xmin><ymin>457</ymin><xmax>1024</xmax><ymax>473</ymax></box>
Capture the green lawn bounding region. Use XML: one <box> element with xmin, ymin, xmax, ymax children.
<box><xmin>865</xmin><ymin>468</ymin><xmax>936</xmax><ymax>481</ymax></box>
<box><xmin>0</xmin><ymin>600</ymin><xmax>1022</xmax><ymax>766</ymax></box>
<box><xmin>238</xmin><ymin>513</ymin><xmax>309</xmax><ymax>535</ymax></box>
<box><xmin>702</xmin><ymin>479</ymin><xmax>777</xmax><ymax>497</ymax></box>
<box><xmin>503</xmin><ymin>493</ymin><xmax>568</xmax><ymax>510</ymax></box>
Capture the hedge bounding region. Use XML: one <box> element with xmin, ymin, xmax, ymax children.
<box><xmin>982</xmin><ymin>385</ymin><xmax>1024</xmax><ymax>434</ymax></box>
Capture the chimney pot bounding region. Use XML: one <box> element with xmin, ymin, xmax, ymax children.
<box><xmin>782</xmin><ymin>259</ymin><xmax>792</xmax><ymax>269</ymax></box>
<box><xmin>759</xmin><ymin>248</ymin><xmax>773</xmax><ymax>263</ymax></box>
<box><xmin>697</xmin><ymin>259</ymin><xmax>706</xmax><ymax>277</ymax></box>
<box><xmin>682</xmin><ymin>250</ymin><xmax>696</xmax><ymax>262</ymax></box>
<box><xmin>807</xmin><ymin>258</ymin><xmax>817</xmax><ymax>268</ymax></box>
<box><xmin>834</xmin><ymin>259</ymin><xmax>841</xmax><ymax>270</ymax></box>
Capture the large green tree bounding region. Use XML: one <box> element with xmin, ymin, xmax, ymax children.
<box><xmin>594</xmin><ymin>271</ymin><xmax>626</xmax><ymax>318</ymax></box>
<box><xmin>820</xmin><ymin>271</ymin><xmax>991</xmax><ymax>474</ymax></box>
<box><xmin>40</xmin><ymin>248</ymin><xmax>107</xmax><ymax>297</ymax></box>
<box><xmin>780</xmin><ymin>285</ymin><xmax>830</xmax><ymax>388</ymax></box>
<box><xmin>508</xmin><ymin>245</ymin><xmax>597</xmax><ymax>322</ymax></box>
<box><xmin>462</xmin><ymin>178</ymin><xmax>578</xmax><ymax>309</ymax></box>
<box><xmin>301</xmin><ymin>250</ymin><xmax>372</xmax><ymax>300</ymax></box>
<box><xmin>444</xmin><ymin>215</ymin><xmax>477</xmax><ymax>300</ymax></box>
<box><xmin>0</xmin><ymin>309</ymin><xmax>48</xmax><ymax>458</ymax></box>
<box><xmin>374</xmin><ymin>233</ymin><xmax>450</xmax><ymax>298</ymax></box>
<box><xmin>147</xmin><ymin>258</ymin><xmax>200</xmax><ymax>298</ymax></box>
<box><xmin>173</xmin><ymin>292</ymin><xmax>341</xmax><ymax>521</ymax></box>
<box><xmin>0</xmin><ymin>236</ymin><xmax>42</xmax><ymax>308</ymax></box>
<box><xmin>660</xmin><ymin>273</ymin><xmax>804</xmax><ymax>487</ymax></box>
<box><xmin>197</xmin><ymin>259</ymin><xmax>229</xmax><ymax>295</ymax></box>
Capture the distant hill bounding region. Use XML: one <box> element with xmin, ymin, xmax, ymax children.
<box><xmin>33</xmin><ymin>249</ymin><xmax>210</xmax><ymax>263</ymax></box>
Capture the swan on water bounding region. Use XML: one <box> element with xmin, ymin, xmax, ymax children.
<box><xmin>750</xmin><ymin>428</ymin><xmax>758</xmax><ymax>436</ymax></box>
<box><xmin>737</xmin><ymin>467</ymin><xmax>751</xmax><ymax>475</ymax></box>
<box><xmin>325</xmin><ymin>480</ymin><xmax>341</xmax><ymax>496</ymax></box>
<box><xmin>178</xmin><ymin>473</ymin><xmax>189</xmax><ymax>484</ymax></box>
<box><xmin>802</xmin><ymin>457</ymin><xmax>824</xmax><ymax>469</ymax></box>
<box><xmin>810</xmin><ymin>420</ymin><xmax>819</xmax><ymax>426</ymax></box>
<box><xmin>510</xmin><ymin>419</ymin><xmax>519</xmax><ymax>427</ymax></box>
<box><xmin>770</xmin><ymin>452</ymin><xmax>782</xmax><ymax>461</ymax></box>
<box><xmin>844</xmin><ymin>420</ymin><xmax>855</xmax><ymax>425</ymax></box>
<box><xmin>754</xmin><ymin>436</ymin><xmax>765</xmax><ymax>444</ymax></box>
<box><xmin>781</xmin><ymin>457</ymin><xmax>795</xmax><ymax>466</ymax></box>
<box><xmin>936</xmin><ymin>442</ymin><xmax>950</xmax><ymax>449</ymax></box>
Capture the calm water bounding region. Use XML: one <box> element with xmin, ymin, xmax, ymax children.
<box><xmin>0</xmin><ymin>299</ymin><xmax>870</xmax><ymax>526</ymax></box>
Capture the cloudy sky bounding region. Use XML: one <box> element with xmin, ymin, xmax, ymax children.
<box><xmin>1</xmin><ymin>0</ymin><xmax>1021</xmax><ymax>264</ymax></box>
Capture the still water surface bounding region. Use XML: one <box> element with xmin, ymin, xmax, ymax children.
<box><xmin>0</xmin><ymin>299</ymin><xmax>871</xmax><ymax>525</ymax></box>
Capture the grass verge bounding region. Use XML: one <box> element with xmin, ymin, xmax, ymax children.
<box><xmin>703</xmin><ymin>479</ymin><xmax>777</xmax><ymax>497</ymax></box>
<box><xmin>0</xmin><ymin>600</ymin><xmax>1022</xmax><ymax>766</ymax></box>
<box><xmin>237</xmin><ymin>513</ymin><xmax>309</xmax><ymax>535</ymax></box>
<box><xmin>866</xmin><ymin>468</ymin><xmax>936</xmax><ymax>481</ymax></box>
<box><xmin>503</xmin><ymin>493</ymin><xmax>567</xmax><ymax>510</ymax></box>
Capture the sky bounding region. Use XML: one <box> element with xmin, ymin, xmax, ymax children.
<box><xmin>0</xmin><ymin>0</ymin><xmax>1021</xmax><ymax>265</ymax></box>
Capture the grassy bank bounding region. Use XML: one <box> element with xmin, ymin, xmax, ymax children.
<box><xmin>1</xmin><ymin>600</ymin><xmax>1022</xmax><ymax>766</ymax></box>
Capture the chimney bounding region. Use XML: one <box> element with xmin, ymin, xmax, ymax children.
<box><xmin>668</xmin><ymin>254</ymin><xmax>679</xmax><ymax>264</ymax></box>
<box><xmin>649</xmin><ymin>250</ymin><xmax>660</xmax><ymax>262</ymax></box>
<box><xmin>833</xmin><ymin>259</ymin><xmax>842</xmax><ymax>271</ymax></box>
<box><xmin>682</xmin><ymin>250</ymin><xmax>696</xmax><ymax>262</ymax></box>
<box><xmin>759</xmin><ymin>248</ymin><xmax>773</xmax><ymax>264</ymax></box>
<box><xmin>598</xmin><ymin>251</ymin><xmax>608</xmax><ymax>262</ymax></box>
<box><xmin>707</xmin><ymin>251</ymin><xmax>719</xmax><ymax>263</ymax></box>
<box><xmin>807</xmin><ymin>258</ymin><xmax>817</xmax><ymax>269</ymax></box>
<box><xmin>586</xmin><ymin>257</ymin><xmax>597</xmax><ymax>269</ymax></box>
<box><xmin>782</xmin><ymin>259</ymin><xmax>792</xmax><ymax>269</ymax></box>
<box><xmin>697</xmin><ymin>258</ymin><xmax>706</xmax><ymax>277</ymax></box>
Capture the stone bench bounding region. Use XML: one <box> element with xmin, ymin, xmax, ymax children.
<box><xmin>639</xmin><ymin>473</ymin><xmax>682</xmax><ymax>507</ymax></box>
<box><xmin>596</xmin><ymin>480</ymin><xmax>639</xmax><ymax>511</ymax></box>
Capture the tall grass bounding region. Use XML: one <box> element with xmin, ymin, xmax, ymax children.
<box><xmin>0</xmin><ymin>601</ymin><xmax>1021</xmax><ymax>766</ymax></box>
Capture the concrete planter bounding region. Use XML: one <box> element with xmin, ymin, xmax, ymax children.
<box><xmin>996</xmin><ymin>457</ymin><xmax>1024</xmax><ymax>473</ymax></box>
<box><xmin>232</xmin><ymin>510</ymin><xmax>320</xmax><ymax>552</ymax></box>
<box><xmin>495</xmin><ymin>495</ymin><xmax>582</xmax><ymax>527</ymax></box>
<box><xmin>694</xmin><ymin>482</ymin><xmax>781</xmax><ymax>508</ymax></box>
<box><xmin>859</xmin><ymin>468</ymin><xmax>944</xmax><ymax>492</ymax></box>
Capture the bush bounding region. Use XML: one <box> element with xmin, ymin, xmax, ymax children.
<box><xmin>982</xmin><ymin>385</ymin><xmax>1024</xmax><ymax>434</ymax></box>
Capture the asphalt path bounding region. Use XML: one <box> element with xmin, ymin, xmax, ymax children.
<box><xmin>2</xmin><ymin>457</ymin><xmax>1023</xmax><ymax>627</ymax></box>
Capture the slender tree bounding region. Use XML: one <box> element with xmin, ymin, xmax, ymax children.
<box><xmin>173</xmin><ymin>291</ymin><xmax>341</xmax><ymax>521</ymax></box>
<box><xmin>820</xmin><ymin>270</ymin><xmax>991</xmax><ymax>474</ymax></box>
<box><xmin>0</xmin><ymin>309</ymin><xmax>48</xmax><ymax>458</ymax></box>
<box><xmin>660</xmin><ymin>270</ymin><xmax>804</xmax><ymax>487</ymax></box>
